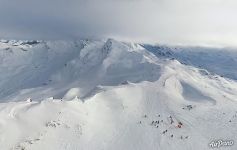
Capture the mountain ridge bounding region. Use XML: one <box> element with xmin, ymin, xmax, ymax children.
<box><xmin>0</xmin><ymin>38</ymin><xmax>237</xmax><ymax>150</ymax></box>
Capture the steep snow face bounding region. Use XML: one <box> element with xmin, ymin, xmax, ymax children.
<box><xmin>1</xmin><ymin>39</ymin><xmax>237</xmax><ymax>150</ymax></box>
<box><xmin>0</xmin><ymin>40</ymin><xmax>85</xmax><ymax>101</ymax></box>
<box><xmin>0</xmin><ymin>39</ymin><xmax>161</xmax><ymax>101</ymax></box>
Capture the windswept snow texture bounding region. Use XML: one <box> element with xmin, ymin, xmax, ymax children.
<box><xmin>0</xmin><ymin>39</ymin><xmax>237</xmax><ymax>150</ymax></box>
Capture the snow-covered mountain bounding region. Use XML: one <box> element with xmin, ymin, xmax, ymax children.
<box><xmin>0</xmin><ymin>39</ymin><xmax>237</xmax><ymax>150</ymax></box>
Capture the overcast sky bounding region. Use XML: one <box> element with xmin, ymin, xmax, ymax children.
<box><xmin>0</xmin><ymin>0</ymin><xmax>237</xmax><ymax>46</ymax></box>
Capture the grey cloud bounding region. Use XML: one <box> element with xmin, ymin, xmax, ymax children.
<box><xmin>0</xmin><ymin>0</ymin><xmax>237</xmax><ymax>47</ymax></box>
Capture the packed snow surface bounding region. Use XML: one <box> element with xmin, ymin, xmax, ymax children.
<box><xmin>0</xmin><ymin>39</ymin><xmax>237</xmax><ymax>150</ymax></box>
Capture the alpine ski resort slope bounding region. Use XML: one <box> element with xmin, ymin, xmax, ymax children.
<box><xmin>0</xmin><ymin>39</ymin><xmax>237</xmax><ymax>150</ymax></box>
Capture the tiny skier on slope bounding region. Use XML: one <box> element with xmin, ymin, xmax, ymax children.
<box><xmin>177</xmin><ymin>122</ymin><xmax>183</xmax><ymax>128</ymax></box>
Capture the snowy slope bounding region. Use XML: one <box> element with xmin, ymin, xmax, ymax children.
<box><xmin>0</xmin><ymin>39</ymin><xmax>237</xmax><ymax>150</ymax></box>
<box><xmin>0</xmin><ymin>39</ymin><xmax>161</xmax><ymax>102</ymax></box>
<box><xmin>143</xmin><ymin>44</ymin><xmax>237</xmax><ymax>80</ymax></box>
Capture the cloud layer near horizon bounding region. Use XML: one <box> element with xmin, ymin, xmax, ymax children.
<box><xmin>0</xmin><ymin>0</ymin><xmax>237</xmax><ymax>46</ymax></box>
